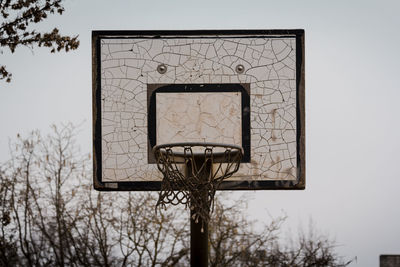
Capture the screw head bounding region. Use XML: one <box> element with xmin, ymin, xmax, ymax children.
<box><xmin>235</xmin><ymin>64</ymin><xmax>245</xmax><ymax>74</ymax></box>
<box><xmin>157</xmin><ymin>64</ymin><xmax>167</xmax><ymax>74</ymax></box>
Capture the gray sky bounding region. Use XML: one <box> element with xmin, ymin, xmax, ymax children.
<box><xmin>1</xmin><ymin>0</ymin><xmax>400</xmax><ymax>265</ymax></box>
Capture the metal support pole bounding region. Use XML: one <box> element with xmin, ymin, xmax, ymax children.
<box><xmin>189</xmin><ymin>158</ymin><xmax>209</xmax><ymax>267</ymax></box>
<box><xmin>190</xmin><ymin>207</ymin><xmax>208</xmax><ymax>267</ymax></box>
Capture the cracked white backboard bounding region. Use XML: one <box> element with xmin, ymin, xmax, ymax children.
<box><xmin>92</xmin><ymin>30</ymin><xmax>305</xmax><ymax>191</ymax></box>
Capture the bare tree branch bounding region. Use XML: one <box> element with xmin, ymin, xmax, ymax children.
<box><xmin>0</xmin><ymin>0</ymin><xmax>79</xmax><ymax>83</ymax></box>
<box><xmin>0</xmin><ymin>124</ymin><xmax>354</xmax><ymax>266</ymax></box>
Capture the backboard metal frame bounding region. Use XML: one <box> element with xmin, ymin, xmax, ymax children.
<box><xmin>92</xmin><ymin>29</ymin><xmax>305</xmax><ymax>191</ymax></box>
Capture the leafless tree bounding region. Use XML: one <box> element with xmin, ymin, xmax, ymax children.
<box><xmin>0</xmin><ymin>0</ymin><xmax>79</xmax><ymax>82</ymax></box>
<box><xmin>0</xmin><ymin>124</ymin><xmax>190</xmax><ymax>266</ymax></box>
<box><xmin>208</xmin><ymin>196</ymin><xmax>284</xmax><ymax>267</ymax></box>
<box><xmin>0</xmin><ymin>124</ymin><xmax>352</xmax><ymax>266</ymax></box>
<box><xmin>0</xmin><ymin>124</ymin><xmax>89</xmax><ymax>266</ymax></box>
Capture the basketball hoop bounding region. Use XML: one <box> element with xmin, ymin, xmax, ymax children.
<box><xmin>153</xmin><ymin>142</ymin><xmax>243</xmax><ymax>226</ymax></box>
<box><xmin>94</xmin><ymin>30</ymin><xmax>305</xmax><ymax>267</ymax></box>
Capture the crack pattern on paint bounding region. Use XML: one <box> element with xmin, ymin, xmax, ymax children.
<box><xmin>101</xmin><ymin>37</ymin><xmax>297</xmax><ymax>182</ymax></box>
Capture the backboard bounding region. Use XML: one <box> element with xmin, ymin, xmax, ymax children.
<box><xmin>92</xmin><ymin>30</ymin><xmax>305</xmax><ymax>191</ymax></box>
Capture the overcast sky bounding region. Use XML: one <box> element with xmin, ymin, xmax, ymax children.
<box><xmin>1</xmin><ymin>0</ymin><xmax>400</xmax><ymax>266</ymax></box>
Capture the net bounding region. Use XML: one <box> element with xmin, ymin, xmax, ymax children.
<box><xmin>153</xmin><ymin>142</ymin><xmax>243</xmax><ymax>225</ymax></box>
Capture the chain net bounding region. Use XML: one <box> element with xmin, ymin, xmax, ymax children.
<box><xmin>154</xmin><ymin>143</ymin><xmax>242</xmax><ymax>226</ymax></box>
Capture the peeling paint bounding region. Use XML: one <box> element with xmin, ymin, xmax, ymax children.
<box><xmin>94</xmin><ymin>31</ymin><xmax>304</xmax><ymax>188</ymax></box>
